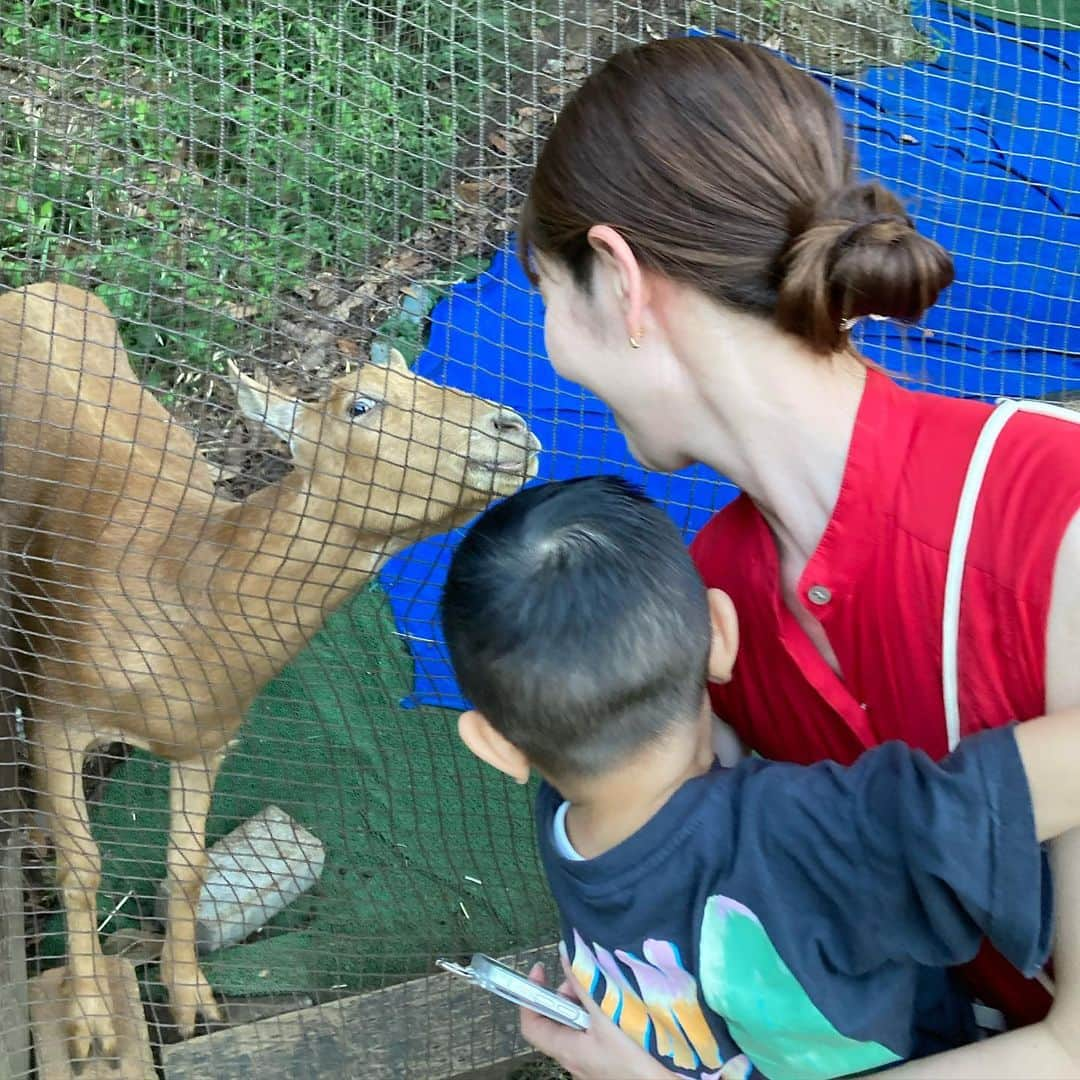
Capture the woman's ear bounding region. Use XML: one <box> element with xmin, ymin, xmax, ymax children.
<box><xmin>457</xmin><ymin>710</ymin><xmax>531</xmax><ymax>784</ymax></box>
<box><xmin>707</xmin><ymin>589</ymin><xmax>739</xmax><ymax>684</ymax></box>
<box><xmin>586</xmin><ymin>224</ymin><xmax>646</xmax><ymax>343</ymax></box>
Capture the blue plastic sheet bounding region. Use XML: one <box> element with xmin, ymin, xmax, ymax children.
<box><xmin>378</xmin><ymin>1</ymin><xmax>1080</xmax><ymax>711</ymax></box>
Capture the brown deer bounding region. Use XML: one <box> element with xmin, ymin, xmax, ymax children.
<box><xmin>0</xmin><ymin>282</ymin><xmax>540</xmax><ymax>1062</ymax></box>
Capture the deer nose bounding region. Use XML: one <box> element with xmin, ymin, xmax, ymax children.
<box><xmin>481</xmin><ymin>408</ymin><xmax>528</xmax><ymax>437</ymax></box>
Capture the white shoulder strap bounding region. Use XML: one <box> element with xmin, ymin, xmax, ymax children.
<box><xmin>942</xmin><ymin>397</ymin><xmax>1080</xmax><ymax>753</ymax></box>
<box><xmin>942</xmin><ymin>400</ymin><xmax>1019</xmax><ymax>752</ymax></box>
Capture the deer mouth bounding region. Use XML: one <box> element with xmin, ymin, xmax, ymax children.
<box><xmin>481</xmin><ymin>458</ymin><xmax>532</xmax><ymax>474</ymax></box>
<box><xmin>465</xmin><ymin>441</ymin><xmax>541</xmax><ymax>492</ymax></box>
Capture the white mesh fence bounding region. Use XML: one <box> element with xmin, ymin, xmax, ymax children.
<box><xmin>0</xmin><ymin>0</ymin><xmax>1076</xmax><ymax>1076</ymax></box>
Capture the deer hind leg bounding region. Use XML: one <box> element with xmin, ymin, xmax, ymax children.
<box><xmin>159</xmin><ymin>750</ymin><xmax>224</xmax><ymax>1038</ymax></box>
<box><xmin>37</xmin><ymin>730</ymin><xmax>117</xmax><ymax>1060</ymax></box>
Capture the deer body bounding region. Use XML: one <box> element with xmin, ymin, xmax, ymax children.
<box><xmin>0</xmin><ymin>283</ymin><xmax>540</xmax><ymax>1060</ymax></box>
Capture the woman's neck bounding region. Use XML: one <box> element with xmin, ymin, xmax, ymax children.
<box><xmin>671</xmin><ymin>300</ymin><xmax>869</xmax><ymax>567</ymax></box>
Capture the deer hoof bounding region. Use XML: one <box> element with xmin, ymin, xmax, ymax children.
<box><xmin>64</xmin><ymin>977</ymin><xmax>118</xmax><ymax>1060</ymax></box>
<box><xmin>163</xmin><ymin>958</ymin><xmax>222</xmax><ymax>1037</ymax></box>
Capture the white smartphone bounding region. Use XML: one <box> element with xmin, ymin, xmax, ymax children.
<box><xmin>437</xmin><ymin>952</ymin><xmax>591</xmax><ymax>1031</ymax></box>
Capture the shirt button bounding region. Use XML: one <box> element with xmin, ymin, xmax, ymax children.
<box><xmin>807</xmin><ymin>585</ymin><xmax>832</xmax><ymax>605</ymax></box>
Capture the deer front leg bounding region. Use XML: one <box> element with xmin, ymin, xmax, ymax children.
<box><xmin>38</xmin><ymin>735</ymin><xmax>116</xmax><ymax>1061</ymax></box>
<box><xmin>159</xmin><ymin>750</ymin><xmax>225</xmax><ymax>1038</ymax></box>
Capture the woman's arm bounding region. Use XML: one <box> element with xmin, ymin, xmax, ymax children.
<box><xmin>867</xmin><ymin>842</ymin><xmax>1080</xmax><ymax>1079</ymax></box>
<box><xmin>863</xmin><ymin>1020</ymin><xmax>1077</xmax><ymax>1079</ymax></box>
<box><xmin>1045</xmin><ymin>512</ymin><xmax>1080</xmax><ymax>714</ymax></box>
<box><xmin>879</xmin><ymin>513</ymin><xmax>1080</xmax><ymax>1079</ymax></box>
<box><xmin>1039</xmin><ymin>511</ymin><xmax>1080</xmax><ymax>1059</ymax></box>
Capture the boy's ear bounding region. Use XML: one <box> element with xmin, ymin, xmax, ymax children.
<box><xmin>458</xmin><ymin>710</ymin><xmax>531</xmax><ymax>785</ymax></box>
<box><xmin>706</xmin><ymin>589</ymin><xmax>739</xmax><ymax>684</ymax></box>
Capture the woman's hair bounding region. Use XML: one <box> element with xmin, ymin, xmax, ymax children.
<box><xmin>520</xmin><ymin>37</ymin><xmax>954</xmax><ymax>353</ymax></box>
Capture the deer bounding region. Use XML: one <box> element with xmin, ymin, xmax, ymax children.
<box><xmin>0</xmin><ymin>282</ymin><xmax>541</xmax><ymax>1063</ymax></box>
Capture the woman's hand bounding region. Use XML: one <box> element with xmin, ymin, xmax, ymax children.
<box><xmin>519</xmin><ymin>946</ymin><xmax>679</xmax><ymax>1080</ymax></box>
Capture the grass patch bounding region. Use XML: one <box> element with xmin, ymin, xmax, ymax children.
<box><xmin>0</xmin><ymin>0</ymin><xmax>526</xmax><ymax>385</ymax></box>
<box><xmin>508</xmin><ymin>1060</ymin><xmax>572</xmax><ymax>1079</ymax></box>
<box><xmin>33</xmin><ymin>583</ymin><xmax>560</xmax><ymax>997</ymax></box>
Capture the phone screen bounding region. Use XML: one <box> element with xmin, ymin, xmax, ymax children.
<box><xmin>438</xmin><ymin>954</ymin><xmax>591</xmax><ymax>1031</ymax></box>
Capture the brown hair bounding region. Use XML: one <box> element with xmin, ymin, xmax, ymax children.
<box><xmin>520</xmin><ymin>37</ymin><xmax>954</xmax><ymax>354</ymax></box>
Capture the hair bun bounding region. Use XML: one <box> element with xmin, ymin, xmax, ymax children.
<box><xmin>775</xmin><ymin>181</ymin><xmax>955</xmax><ymax>353</ymax></box>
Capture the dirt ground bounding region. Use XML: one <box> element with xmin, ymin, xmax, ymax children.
<box><xmin>195</xmin><ymin>0</ymin><xmax>933</xmax><ymax>497</ymax></box>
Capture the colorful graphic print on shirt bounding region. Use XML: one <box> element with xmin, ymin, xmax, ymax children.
<box><xmin>569</xmin><ymin>894</ymin><xmax>904</xmax><ymax>1080</ymax></box>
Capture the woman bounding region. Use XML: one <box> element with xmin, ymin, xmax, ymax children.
<box><xmin>514</xmin><ymin>34</ymin><xmax>1080</xmax><ymax>1079</ymax></box>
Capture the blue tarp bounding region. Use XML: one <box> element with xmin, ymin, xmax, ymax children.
<box><xmin>378</xmin><ymin>0</ymin><xmax>1080</xmax><ymax>711</ymax></box>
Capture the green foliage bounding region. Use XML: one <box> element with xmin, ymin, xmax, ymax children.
<box><xmin>0</xmin><ymin>0</ymin><xmax>512</xmax><ymax>377</ymax></box>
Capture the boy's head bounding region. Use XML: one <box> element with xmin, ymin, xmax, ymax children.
<box><xmin>440</xmin><ymin>475</ymin><xmax>737</xmax><ymax>785</ymax></box>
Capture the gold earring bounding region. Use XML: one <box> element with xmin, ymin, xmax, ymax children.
<box><xmin>629</xmin><ymin>330</ymin><xmax>643</xmax><ymax>349</ymax></box>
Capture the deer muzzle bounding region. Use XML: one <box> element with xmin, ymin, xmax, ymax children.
<box><xmin>464</xmin><ymin>408</ymin><xmax>542</xmax><ymax>491</ymax></box>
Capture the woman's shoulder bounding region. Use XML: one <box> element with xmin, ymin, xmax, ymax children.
<box><xmin>895</xmin><ymin>384</ymin><xmax>1080</xmax><ymax>548</ymax></box>
<box><xmin>904</xmin><ymin>383</ymin><xmax>1080</xmax><ymax>478</ymax></box>
<box><xmin>1002</xmin><ymin>404</ymin><xmax>1080</xmax><ymax>469</ymax></box>
<box><xmin>965</xmin><ymin>401</ymin><xmax>1080</xmax><ymax>524</ymax></box>
<box><xmin>970</xmin><ymin>403</ymin><xmax>1080</xmax><ymax>571</ymax></box>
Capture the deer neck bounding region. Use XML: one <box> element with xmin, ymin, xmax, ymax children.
<box><xmin>192</xmin><ymin>468</ymin><xmax>402</xmax><ymax>630</ymax></box>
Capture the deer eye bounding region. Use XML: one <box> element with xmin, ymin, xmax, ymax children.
<box><xmin>349</xmin><ymin>395</ymin><xmax>379</xmax><ymax>418</ymax></box>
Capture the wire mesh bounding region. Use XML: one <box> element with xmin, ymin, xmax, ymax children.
<box><xmin>0</xmin><ymin>0</ymin><xmax>1077</xmax><ymax>1076</ymax></box>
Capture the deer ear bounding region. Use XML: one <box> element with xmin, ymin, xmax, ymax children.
<box><xmin>230</xmin><ymin>363</ymin><xmax>300</xmax><ymax>451</ymax></box>
<box><xmin>387</xmin><ymin>347</ymin><xmax>409</xmax><ymax>373</ymax></box>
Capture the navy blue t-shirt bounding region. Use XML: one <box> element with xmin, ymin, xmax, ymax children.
<box><xmin>536</xmin><ymin>725</ymin><xmax>1052</xmax><ymax>1080</ymax></box>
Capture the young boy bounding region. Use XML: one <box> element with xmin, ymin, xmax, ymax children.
<box><xmin>439</xmin><ymin>475</ymin><xmax>1077</xmax><ymax>1080</ymax></box>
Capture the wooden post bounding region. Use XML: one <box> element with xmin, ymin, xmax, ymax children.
<box><xmin>0</xmin><ymin>704</ymin><xmax>29</xmax><ymax>1080</ymax></box>
<box><xmin>163</xmin><ymin>943</ymin><xmax>560</xmax><ymax>1079</ymax></box>
<box><xmin>0</xmin><ymin>496</ymin><xmax>31</xmax><ymax>1080</ymax></box>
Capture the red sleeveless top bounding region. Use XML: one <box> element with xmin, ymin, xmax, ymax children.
<box><xmin>690</xmin><ymin>367</ymin><xmax>1080</xmax><ymax>1027</ymax></box>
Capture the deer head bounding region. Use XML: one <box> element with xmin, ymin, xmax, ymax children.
<box><xmin>230</xmin><ymin>348</ymin><xmax>542</xmax><ymax>538</ymax></box>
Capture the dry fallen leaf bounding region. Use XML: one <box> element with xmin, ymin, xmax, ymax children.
<box><xmin>388</xmin><ymin>248</ymin><xmax>422</xmax><ymax>271</ymax></box>
<box><xmin>456</xmin><ymin>180</ymin><xmax>485</xmax><ymax>204</ymax></box>
<box><xmin>456</xmin><ymin>179</ymin><xmax>498</xmax><ymax>204</ymax></box>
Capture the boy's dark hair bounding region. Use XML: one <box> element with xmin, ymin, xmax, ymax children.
<box><xmin>441</xmin><ymin>475</ymin><xmax>711</xmax><ymax>778</ymax></box>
